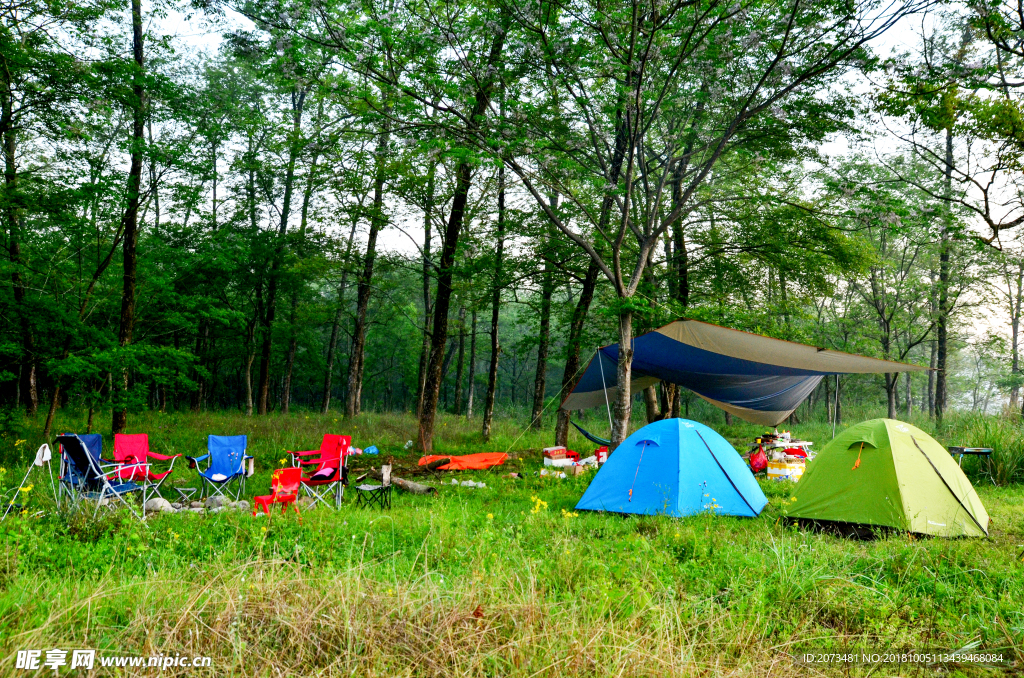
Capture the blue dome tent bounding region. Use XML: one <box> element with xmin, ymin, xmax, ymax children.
<box><xmin>575</xmin><ymin>419</ymin><xmax>767</xmax><ymax>518</ymax></box>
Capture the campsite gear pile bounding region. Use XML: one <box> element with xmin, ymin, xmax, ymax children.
<box><xmin>747</xmin><ymin>430</ymin><xmax>814</xmax><ymax>481</ymax></box>
<box><xmin>787</xmin><ymin>419</ymin><xmax>989</xmax><ymax>538</ymax></box>
<box><xmin>576</xmin><ymin>419</ymin><xmax>768</xmax><ymax>518</ymax></box>
<box><xmin>542</xmin><ymin>446</ymin><xmax>579</xmax><ymax>466</ymax></box>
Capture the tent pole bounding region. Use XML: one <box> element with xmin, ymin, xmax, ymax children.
<box><xmin>597</xmin><ymin>348</ymin><xmax>613</xmax><ymax>434</ymax></box>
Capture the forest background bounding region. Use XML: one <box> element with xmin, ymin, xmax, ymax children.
<box><xmin>1</xmin><ymin>0</ymin><xmax>1023</xmax><ymax>458</ymax></box>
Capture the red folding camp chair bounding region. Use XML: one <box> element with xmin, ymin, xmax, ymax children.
<box><xmin>253</xmin><ymin>467</ymin><xmax>302</xmax><ymax>520</ymax></box>
<box><xmin>289</xmin><ymin>434</ymin><xmax>350</xmax><ymax>509</ymax></box>
<box><xmin>112</xmin><ymin>434</ymin><xmax>181</xmax><ymax>505</ymax></box>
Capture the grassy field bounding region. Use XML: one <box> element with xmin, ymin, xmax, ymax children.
<box><xmin>0</xmin><ymin>409</ymin><xmax>1022</xmax><ymax>676</ymax></box>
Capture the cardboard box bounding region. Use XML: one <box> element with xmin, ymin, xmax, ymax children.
<box><xmin>543</xmin><ymin>446</ymin><xmax>567</xmax><ymax>460</ymax></box>
<box><xmin>767</xmin><ymin>460</ymin><xmax>805</xmax><ymax>482</ymax></box>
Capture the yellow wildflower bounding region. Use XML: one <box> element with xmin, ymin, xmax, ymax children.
<box><xmin>530</xmin><ymin>496</ymin><xmax>548</xmax><ymax>514</ymax></box>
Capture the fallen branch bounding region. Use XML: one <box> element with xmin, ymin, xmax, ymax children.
<box><xmin>423</xmin><ymin>458</ymin><xmax>451</xmax><ymax>472</ymax></box>
<box><xmin>367</xmin><ymin>469</ymin><xmax>436</xmax><ymax>495</ymax></box>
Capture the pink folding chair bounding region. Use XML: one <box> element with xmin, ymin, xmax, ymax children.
<box><xmin>289</xmin><ymin>435</ymin><xmax>350</xmax><ymax>509</ymax></box>
<box><xmin>112</xmin><ymin>434</ymin><xmax>181</xmax><ymax>505</ymax></box>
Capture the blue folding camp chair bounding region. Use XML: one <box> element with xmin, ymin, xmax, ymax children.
<box><xmin>56</xmin><ymin>434</ymin><xmax>144</xmax><ymax>520</ymax></box>
<box><xmin>57</xmin><ymin>433</ymin><xmax>104</xmax><ymax>507</ymax></box>
<box><xmin>187</xmin><ymin>435</ymin><xmax>251</xmax><ymax>501</ymax></box>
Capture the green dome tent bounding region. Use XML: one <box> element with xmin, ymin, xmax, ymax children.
<box><xmin>788</xmin><ymin>419</ymin><xmax>989</xmax><ymax>538</ymax></box>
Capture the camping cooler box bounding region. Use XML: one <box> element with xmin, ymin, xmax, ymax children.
<box><xmin>767</xmin><ymin>460</ymin><xmax>805</xmax><ymax>482</ymax></box>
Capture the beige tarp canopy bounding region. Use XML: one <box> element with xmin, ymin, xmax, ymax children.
<box><xmin>561</xmin><ymin>320</ymin><xmax>928</xmax><ymax>426</ymax></box>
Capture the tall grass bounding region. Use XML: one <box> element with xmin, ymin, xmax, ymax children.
<box><xmin>2</xmin><ymin>477</ymin><xmax>1022</xmax><ymax>676</ymax></box>
<box><xmin>943</xmin><ymin>413</ymin><xmax>1024</xmax><ymax>485</ymax></box>
<box><xmin>0</xmin><ymin>410</ymin><xmax>1022</xmax><ymax>675</ymax></box>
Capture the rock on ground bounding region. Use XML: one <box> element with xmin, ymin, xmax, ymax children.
<box><xmin>145</xmin><ymin>498</ymin><xmax>174</xmax><ymax>513</ymax></box>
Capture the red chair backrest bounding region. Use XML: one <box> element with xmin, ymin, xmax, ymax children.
<box><xmin>114</xmin><ymin>433</ymin><xmax>150</xmax><ymax>465</ymax></box>
<box><xmin>272</xmin><ymin>467</ymin><xmax>302</xmax><ymax>496</ymax></box>
<box><xmin>314</xmin><ymin>435</ymin><xmax>351</xmax><ymax>474</ymax></box>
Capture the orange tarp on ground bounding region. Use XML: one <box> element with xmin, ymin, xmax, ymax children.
<box><xmin>418</xmin><ymin>452</ymin><xmax>509</xmax><ymax>470</ymax></box>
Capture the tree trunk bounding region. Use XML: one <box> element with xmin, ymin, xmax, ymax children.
<box><xmin>935</xmin><ymin>128</ymin><xmax>953</xmax><ymax>422</ymax></box>
<box><xmin>530</xmin><ymin>264</ymin><xmax>553</xmax><ymax>428</ymax></box>
<box><xmin>835</xmin><ymin>377</ymin><xmax>842</xmax><ymax>426</ymax></box>
<box><xmin>415</xmin><ymin>164</ymin><xmax>435</xmax><ymax>416</ymax></box>
<box><xmin>321</xmin><ymin>214</ymin><xmax>360</xmax><ymax>413</ymax></box>
<box><xmin>1007</xmin><ymin>256</ymin><xmax>1023</xmax><ymax>415</ymax></box>
<box><xmin>466</xmin><ymin>310</ymin><xmax>477</xmax><ymax>418</ymax></box>
<box><xmin>346</xmin><ymin>117</ymin><xmax>390</xmax><ymax>418</ymax></box>
<box><xmin>282</xmin><ymin>293</ymin><xmax>299</xmax><ymax>414</ymax></box>
<box><xmin>257</xmin><ymin>88</ymin><xmax>307</xmax><ymax>415</ymax></box>
<box><xmin>659</xmin><ymin>382</ymin><xmax>679</xmax><ymax>420</ymax></box>
<box><xmin>643</xmin><ymin>385</ymin><xmax>660</xmax><ymax>423</ymax></box>
<box><xmin>1</xmin><ymin>82</ymin><xmax>37</xmax><ymax>417</ymax></box>
<box><xmin>453</xmin><ymin>306</ymin><xmax>466</xmax><ymax>414</ymax></box>
<box><xmin>927</xmin><ymin>337</ymin><xmax>936</xmax><ymax>416</ymax></box>
<box><xmin>244</xmin><ymin>348</ymin><xmax>256</xmax><ymax>417</ymax></box>
<box><xmin>724</xmin><ymin>411</ymin><xmax>732</xmax><ymax>426</ymax></box>
<box><xmin>283</xmin><ymin>145</ymin><xmax>320</xmax><ymax>415</ymax></box>
<box><xmin>554</xmin><ymin>260</ymin><xmax>600</xmax><ymax>446</ymax></box>
<box><xmin>611</xmin><ymin>310</ymin><xmax>634</xmax><ymax>447</ymax></box>
<box><xmin>416</xmin><ymin>28</ymin><xmax>506</xmax><ymax>452</ymax></box>
<box><xmin>420</xmin><ymin>160</ymin><xmax>476</xmax><ymax>451</ymax></box>
<box><xmin>886</xmin><ymin>373</ymin><xmax>897</xmax><ymax>419</ymax></box>
<box><xmin>905</xmin><ymin>372</ymin><xmax>912</xmax><ymax>418</ymax></box>
<box><xmin>482</xmin><ymin>165</ymin><xmax>506</xmax><ymax>442</ymax></box>
<box><xmin>112</xmin><ymin>0</ymin><xmax>145</xmax><ymax>435</ymax></box>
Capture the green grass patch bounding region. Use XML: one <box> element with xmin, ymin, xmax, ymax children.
<box><xmin>0</xmin><ymin>410</ymin><xmax>1021</xmax><ymax>675</ymax></box>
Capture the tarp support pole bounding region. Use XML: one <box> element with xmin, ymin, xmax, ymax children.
<box><xmin>597</xmin><ymin>348</ymin><xmax>613</xmax><ymax>434</ymax></box>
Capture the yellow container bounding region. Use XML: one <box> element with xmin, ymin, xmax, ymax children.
<box><xmin>767</xmin><ymin>461</ymin><xmax>805</xmax><ymax>482</ymax></box>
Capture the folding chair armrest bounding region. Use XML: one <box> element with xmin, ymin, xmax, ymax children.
<box><xmin>297</xmin><ymin>459</ymin><xmax>321</xmax><ymax>465</ymax></box>
<box><xmin>186</xmin><ymin>453</ymin><xmax>209</xmax><ymax>470</ymax></box>
<box><xmin>290</xmin><ymin>449</ymin><xmax>321</xmax><ymax>457</ymax></box>
<box><xmin>99</xmin><ymin>459</ymin><xmax>136</xmax><ymax>472</ymax></box>
<box><xmin>107</xmin><ymin>463</ymin><xmax>150</xmax><ymax>480</ymax></box>
<box><xmin>148</xmin><ymin>451</ymin><xmax>180</xmax><ymax>461</ymax></box>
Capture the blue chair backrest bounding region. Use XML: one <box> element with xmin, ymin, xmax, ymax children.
<box><xmin>60</xmin><ymin>433</ymin><xmax>103</xmax><ymax>483</ymax></box>
<box><xmin>58</xmin><ymin>434</ymin><xmax>103</xmax><ymax>488</ymax></box>
<box><xmin>208</xmin><ymin>435</ymin><xmax>247</xmax><ymax>477</ymax></box>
